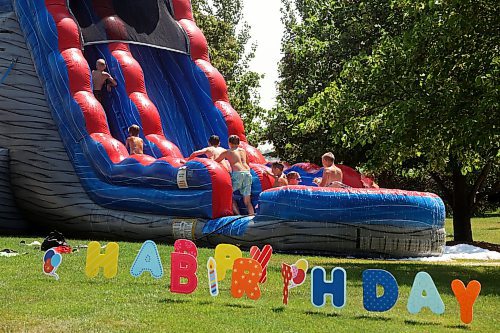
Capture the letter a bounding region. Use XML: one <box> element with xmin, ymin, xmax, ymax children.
<box><xmin>130</xmin><ymin>240</ymin><xmax>163</xmax><ymax>279</ymax></box>
<box><xmin>311</xmin><ymin>267</ymin><xmax>346</xmax><ymax>308</ymax></box>
<box><xmin>85</xmin><ymin>241</ymin><xmax>119</xmax><ymax>278</ymax></box>
<box><xmin>407</xmin><ymin>272</ymin><xmax>445</xmax><ymax>314</ymax></box>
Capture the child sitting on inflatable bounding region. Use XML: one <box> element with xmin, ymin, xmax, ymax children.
<box><xmin>125</xmin><ymin>125</ymin><xmax>144</xmax><ymax>155</ymax></box>
<box><xmin>286</xmin><ymin>171</ymin><xmax>302</xmax><ymax>185</ymax></box>
<box><xmin>216</xmin><ymin>135</ymin><xmax>254</xmax><ymax>216</ymax></box>
<box><xmin>187</xmin><ymin>135</ymin><xmax>230</xmax><ymax>172</ymax></box>
<box><xmin>313</xmin><ymin>152</ymin><xmax>344</xmax><ymax>188</ymax></box>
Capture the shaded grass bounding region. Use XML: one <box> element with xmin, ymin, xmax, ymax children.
<box><xmin>0</xmin><ymin>235</ymin><xmax>499</xmax><ymax>332</ymax></box>
<box><xmin>446</xmin><ymin>215</ymin><xmax>500</xmax><ymax>244</ymax></box>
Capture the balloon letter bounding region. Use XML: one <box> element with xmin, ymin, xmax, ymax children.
<box><xmin>130</xmin><ymin>240</ymin><xmax>163</xmax><ymax>279</ymax></box>
<box><xmin>451</xmin><ymin>279</ymin><xmax>481</xmax><ymax>324</ymax></box>
<box><xmin>231</xmin><ymin>258</ymin><xmax>262</xmax><ymax>300</ymax></box>
<box><xmin>250</xmin><ymin>245</ymin><xmax>273</xmax><ymax>283</ymax></box>
<box><xmin>311</xmin><ymin>267</ymin><xmax>346</xmax><ymax>308</ymax></box>
<box><xmin>407</xmin><ymin>272</ymin><xmax>445</xmax><ymax>314</ymax></box>
<box><xmin>214</xmin><ymin>244</ymin><xmax>242</xmax><ymax>281</ymax></box>
<box><xmin>85</xmin><ymin>241</ymin><xmax>119</xmax><ymax>278</ymax></box>
<box><xmin>363</xmin><ymin>269</ymin><xmax>399</xmax><ymax>312</ymax></box>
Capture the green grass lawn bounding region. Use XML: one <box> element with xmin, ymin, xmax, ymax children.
<box><xmin>0</xmin><ymin>215</ymin><xmax>499</xmax><ymax>332</ymax></box>
<box><xmin>445</xmin><ymin>214</ymin><xmax>500</xmax><ymax>244</ymax></box>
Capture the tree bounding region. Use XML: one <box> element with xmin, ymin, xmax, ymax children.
<box><xmin>269</xmin><ymin>0</ymin><xmax>499</xmax><ymax>241</ymax></box>
<box><xmin>191</xmin><ymin>0</ymin><xmax>266</xmax><ymax>144</ymax></box>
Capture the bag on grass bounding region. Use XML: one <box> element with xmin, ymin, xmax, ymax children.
<box><xmin>41</xmin><ymin>230</ymin><xmax>68</xmax><ymax>251</ymax></box>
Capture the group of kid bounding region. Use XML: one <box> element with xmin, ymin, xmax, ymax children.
<box><xmin>92</xmin><ymin>59</ymin><xmax>344</xmax><ymax>216</ymax></box>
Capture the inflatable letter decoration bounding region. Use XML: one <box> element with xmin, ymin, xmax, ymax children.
<box><xmin>43</xmin><ymin>248</ymin><xmax>63</xmax><ymax>280</ymax></box>
<box><xmin>130</xmin><ymin>240</ymin><xmax>163</xmax><ymax>279</ymax></box>
<box><xmin>451</xmin><ymin>279</ymin><xmax>481</xmax><ymax>324</ymax></box>
<box><xmin>85</xmin><ymin>241</ymin><xmax>119</xmax><ymax>278</ymax></box>
<box><xmin>281</xmin><ymin>263</ymin><xmax>292</xmax><ymax>305</ymax></box>
<box><xmin>311</xmin><ymin>267</ymin><xmax>346</xmax><ymax>308</ymax></box>
<box><xmin>407</xmin><ymin>272</ymin><xmax>445</xmax><ymax>315</ymax></box>
<box><xmin>214</xmin><ymin>244</ymin><xmax>242</xmax><ymax>281</ymax></box>
<box><xmin>250</xmin><ymin>244</ymin><xmax>273</xmax><ymax>283</ymax></box>
<box><xmin>363</xmin><ymin>269</ymin><xmax>399</xmax><ymax>312</ymax></box>
<box><xmin>170</xmin><ymin>241</ymin><xmax>198</xmax><ymax>294</ymax></box>
<box><xmin>231</xmin><ymin>258</ymin><xmax>263</xmax><ymax>300</ymax></box>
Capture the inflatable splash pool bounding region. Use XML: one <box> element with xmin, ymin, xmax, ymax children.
<box><xmin>0</xmin><ymin>0</ymin><xmax>445</xmax><ymax>257</ymax></box>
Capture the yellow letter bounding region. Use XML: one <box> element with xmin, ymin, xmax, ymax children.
<box><xmin>214</xmin><ymin>244</ymin><xmax>242</xmax><ymax>281</ymax></box>
<box><xmin>85</xmin><ymin>241</ymin><xmax>119</xmax><ymax>278</ymax></box>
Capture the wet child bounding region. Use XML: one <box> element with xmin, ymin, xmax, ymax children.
<box><xmin>126</xmin><ymin>124</ymin><xmax>144</xmax><ymax>155</ymax></box>
<box><xmin>91</xmin><ymin>59</ymin><xmax>117</xmax><ymax>104</ymax></box>
<box><xmin>215</xmin><ymin>135</ymin><xmax>254</xmax><ymax>215</ymax></box>
<box><xmin>188</xmin><ymin>135</ymin><xmax>231</xmax><ymax>172</ymax></box>
<box><xmin>264</xmin><ymin>162</ymin><xmax>288</xmax><ymax>187</ymax></box>
<box><xmin>286</xmin><ymin>171</ymin><xmax>302</xmax><ymax>185</ymax></box>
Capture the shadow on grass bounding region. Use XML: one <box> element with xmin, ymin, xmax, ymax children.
<box><xmin>159</xmin><ymin>298</ymin><xmax>191</xmax><ymax>304</ymax></box>
<box><xmin>271</xmin><ymin>306</ymin><xmax>286</xmax><ymax>313</ymax></box>
<box><xmin>404</xmin><ymin>319</ymin><xmax>440</xmax><ymax>326</ymax></box>
<box><xmin>304</xmin><ymin>310</ymin><xmax>340</xmax><ymax>318</ymax></box>
<box><xmin>445</xmin><ymin>324</ymin><xmax>471</xmax><ymax>330</ymax></box>
<box><xmin>353</xmin><ymin>314</ymin><xmax>392</xmax><ymax>321</ymax></box>
<box><xmin>224</xmin><ymin>302</ymin><xmax>254</xmax><ymax>309</ymax></box>
<box><xmin>196</xmin><ymin>300</ymin><xmax>212</xmax><ymax>306</ymax></box>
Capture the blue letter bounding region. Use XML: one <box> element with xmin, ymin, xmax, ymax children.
<box><xmin>311</xmin><ymin>267</ymin><xmax>346</xmax><ymax>308</ymax></box>
<box><xmin>363</xmin><ymin>269</ymin><xmax>399</xmax><ymax>312</ymax></box>
<box><xmin>130</xmin><ymin>240</ymin><xmax>163</xmax><ymax>279</ymax></box>
<box><xmin>407</xmin><ymin>271</ymin><xmax>445</xmax><ymax>314</ymax></box>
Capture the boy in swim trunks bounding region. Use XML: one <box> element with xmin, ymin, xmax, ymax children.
<box><xmin>91</xmin><ymin>59</ymin><xmax>117</xmax><ymax>104</ymax></box>
<box><xmin>188</xmin><ymin>135</ymin><xmax>231</xmax><ymax>172</ymax></box>
<box><xmin>125</xmin><ymin>124</ymin><xmax>144</xmax><ymax>155</ymax></box>
<box><xmin>215</xmin><ymin>135</ymin><xmax>254</xmax><ymax>215</ymax></box>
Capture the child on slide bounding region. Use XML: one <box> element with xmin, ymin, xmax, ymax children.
<box><xmin>91</xmin><ymin>59</ymin><xmax>117</xmax><ymax>104</ymax></box>
<box><xmin>188</xmin><ymin>135</ymin><xmax>231</xmax><ymax>172</ymax></box>
<box><xmin>215</xmin><ymin>135</ymin><xmax>254</xmax><ymax>215</ymax></box>
<box><xmin>126</xmin><ymin>125</ymin><xmax>144</xmax><ymax>155</ymax></box>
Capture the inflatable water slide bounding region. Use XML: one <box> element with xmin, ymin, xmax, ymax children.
<box><xmin>0</xmin><ymin>0</ymin><xmax>445</xmax><ymax>257</ymax></box>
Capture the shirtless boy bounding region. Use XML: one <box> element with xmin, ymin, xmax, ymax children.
<box><xmin>215</xmin><ymin>135</ymin><xmax>254</xmax><ymax>215</ymax></box>
<box><xmin>265</xmin><ymin>162</ymin><xmax>288</xmax><ymax>187</ymax></box>
<box><xmin>126</xmin><ymin>124</ymin><xmax>144</xmax><ymax>155</ymax></box>
<box><xmin>313</xmin><ymin>152</ymin><xmax>344</xmax><ymax>188</ymax></box>
<box><xmin>91</xmin><ymin>59</ymin><xmax>117</xmax><ymax>104</ymax></box>
<box><xmin>188</xmin><ymin>135</ymin><xmax>231</xmax><ymax>172</ymax></box>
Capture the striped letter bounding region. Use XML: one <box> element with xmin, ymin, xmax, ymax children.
<box><xmin>85</xmin><ymin>241</ymin><xmax>119</xmax><ymax>278</ymax></box>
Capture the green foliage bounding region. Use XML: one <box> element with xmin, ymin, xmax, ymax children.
<box><xmin>192</xmin><ymin>0</ymin><xmax>266</xmax><ymax>144</ymax></box>
<box><xmin>269</xmin><ymin>0</ymin><xmax>499</xmax><ymax>239</ymax></box>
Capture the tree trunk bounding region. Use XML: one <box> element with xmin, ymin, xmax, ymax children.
<box><xmin>452</xmin><ymin>166</ymin><xmax>473</xmax><ymax>242</ymax></box>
